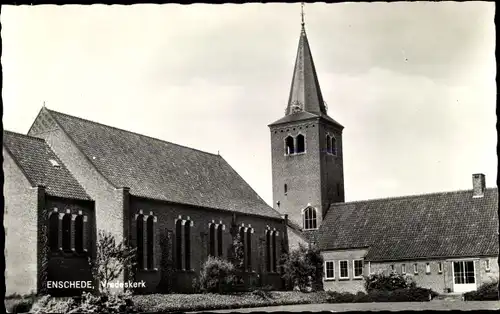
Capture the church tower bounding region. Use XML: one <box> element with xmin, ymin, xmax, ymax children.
<box><xmin>269</xmin><ymin>8</ymin><xmax>345</xmax><ymax>231</ymax></box>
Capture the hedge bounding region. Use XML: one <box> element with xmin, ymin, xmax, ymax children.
<box><xmin>463</xmin><ymin>281</ymin><xmax>499</xmax><ymax>301</ymax></box>
<box><xmin>327</xmin><ymin>287</ymin><xmax>438</xmax><ymax>303</ymax></box>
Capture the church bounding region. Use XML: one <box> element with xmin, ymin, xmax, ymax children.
<box><xmin>3</xmin><ymin>13</ymin><xmax>498</xmax><ymax>297</ymax></box>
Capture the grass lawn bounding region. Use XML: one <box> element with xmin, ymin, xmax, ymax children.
<box><xmin>132</xmin><ymin>291</ymin><xmax>330</xmax><ymax>312</ymax></box>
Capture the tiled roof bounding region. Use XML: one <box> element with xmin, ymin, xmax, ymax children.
<box><xmin>3</xmin><ymin>131</ymin><xmax>92</xmax><ymax>201</ymax></box>
<box><xmin>41</xmin><ymin>109</ymin><xmax>281</xmax><ymax>219</ymax></box>
<box><xmin>318</xmin><ymin>188</ymin><xmax>499</xmax><ymax>261</ymax></box>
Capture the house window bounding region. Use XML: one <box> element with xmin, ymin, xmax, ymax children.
<box><xmin>272</xmin><ymin>231</ymin><xmax>277</xmax><ymax>272</ymax></box>
<box><xmin>325</xmin><ymin>261</ymin><xmax>335</xmax><ymax>279</ymax></box>
<box><xmin>285</xmin><ymin>136</ymin><xmax>294</xmax><ymax>155</ymax></box>
<box><xmin>217</xmin><ymin>224</ymin><xmax>223</xmax><ymax>257</ymax></box>
<box><xmin>296</xmin><ymin>134</ymin><xmax>305</xmax><ymax>153</ymax></box>
<box><xmin>438</xmin><ymin>262</ymin><xmax>443</xmax><ymax>273</ymax></box>
<box><xmin>401</xmin><ymin>264</ymin><xmax>406</xmax><ymax>274</ymax></box>
<box><xmin>303</xmin><ymin>207</ymin><xmax>317</xmax><ymax>230</ymax></box>
<box><xmin>353</xmin><ymin>260</ymin><xmax>363</xmax><ymax>278</ymax></box>
<box><xmin>184</xmin><ymin>220</ymin><xmax>191</xmax><ymax>270</ymax></box>
<box><xmin>485</xmin><ymin>259</ymin><xmax>491</xmax><ymax>272</ymax></box>
<box><xmin>331</xmin><ymin>136</ymin><xmax>337</xmax><ymax>156</ymax></box>
<box><xmin>339</xmin><ymin>260</ymin><xmax>349</xmax><ymax>279</ymax></box>
<box><xmin>146</xmin><ymin>216</ymin><xmax>155</xmax><ymax>270</ymax></box>
<box><xmin>425</xmin><ymin>263</ymin><xmax>431</xmax><ymax>274</ymax></box>
<box><xmin>137</xmin><ymin>214</ymin><xmax>145</xmax><ymax>269</ymax></box>
<box><xmin>175</xmin><ymin>220</ymin><xmax>183</xmax><ymax>270</ymax></box>
<box><xmin>390</xmin><ymin>264</ymin><xmax>395</xmax><ymax>272</ymax></box>
<box><xmin>49</xmin><ymin>212</ymin><xmax>59</xmax><ymax>252</ymax></box>
<box><xmin>62</xmin><ymin>213</ymin><xmax>72</xmax><ymax>252</ymax></box>
<box><xmin>74</xmin><ymin>215</ymin><xmax>84</xmax><ymax>254</ymax></box>
<box><xmin>326</xmin><ymin>135</ymin><xmax>332</xmax><ymax>153</ymax></box>
<box><xmin>209</xmin><ymin>223</ymin><xmax>216</xmax><ymax>257</ymax></box>
<box><xmin>413</xmin><ymin>263</ymin><xmax>418</xmax><ymax>275</ymax></box>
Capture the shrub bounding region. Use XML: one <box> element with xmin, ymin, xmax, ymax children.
<box><xmin>326</xmin><ymin>291</ymin><xmax>356</xmax><ymax>303</ymax></box>
<box><xmin>464</xmin><ymin>280</ymin><xmax>499</xmax><ymax>301</ymax></box>
<box><xmin>11</xmin><ymin>300</ymin><xmax>34</xmax><ymax>313</ymax></box>
<box><xmin>92</xmin><ymin>230</ymin><xmax>137</xmax><ymax>294</ymax></box>
<box><xmin>326</xmin><ymin>287</ymin><xmax>437</xmax><ymax>303</ymax></box>
<box><xmin>364</xmin><ymin>272</ymin><xmax>416</xmax><ymax>292</ymax></box>
<box><xmin>199</xmin><ymin>256</ymin><xmax>237</xmax><ymax>294</ymax></box>
<box><xmin>281</xmin><ymin>243</ymin><xmax>324</xmax><ymax>292</ymax></box>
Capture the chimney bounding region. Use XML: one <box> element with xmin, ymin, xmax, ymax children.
<box><xmin>472</xmin><ymin>173</ymin><xmax>486</xmax><ymax>198</ymax></box>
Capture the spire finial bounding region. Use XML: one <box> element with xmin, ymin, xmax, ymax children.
<box><xmin>43</xmin><ymin>101</ymin><xmax>46</xmax><ymax>108</ymax></box>
<box><xmin>300</xmin><ymin>2</ymin><xmax>305</xmax><ymax>27</ymax></box>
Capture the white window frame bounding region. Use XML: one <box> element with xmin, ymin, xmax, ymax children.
<box><xmin>302</xmin><ymin>207</ymin><xmax>318</xmax><ymax>231</ymax></box>
<box><xmin>413</xmin><ymin>263</ymin><xmax>418</xmax><ymax>275</ymax></box>
<box><xmin>368</xmin><ymin>261</ymin><xmax>372</xmax><ymax>275</ymax></box>
<box><xmin>324</xmin><ymin>261</ymin><xmax>335</xmax><ymax>280</ymax></box>
<box><xmin>339</xmin><ymin>260</ymin><xmax>349</xmax><ymax>279</ymax></box>
<box><xmin>401</xmin><ymin>264</ymin><xmax>406</xmax><ymax>274</ymax></box>
<box><xmin>353</xmin><ymin>260</ymin><xmax>363</xmax><ymax>278</ymax></box>
<box><xmin>425</xmin><ymin>262</ymin><xmax>431</xmax><ymax>274</ymax></box>
<box><xmin>438</xmin><ymin>262</ymin><xmax>443</xmax><ymax>274</ymax></box>
<box><xmin>485</xmin><ymin>259</ymin><xmax>491</xmax><ymax>272</ymax></box>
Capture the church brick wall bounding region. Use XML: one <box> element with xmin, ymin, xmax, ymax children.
<box><xmin>270</xmin><ymin>120</ymin><xmax>323</xmax><ymax>228</ymax></box>
<box><xmin>129</xmin><ymin>196</ymin><xmax>286</xmax><ymax>293</ymax></box>
<box><xmin>4</xmin><ymin>149</ymin><xmax>39</xmax><ymax>296</ymax></box>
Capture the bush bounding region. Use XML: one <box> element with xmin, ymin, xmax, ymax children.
<box><xmin>11</xmin><ymin>300</ymin><xmax>34</xmax><ymax>313</ymax></box>
<box><xmin>326</xmin><ymin>287</ymin><xmax>437</xmax><ymax>303</ymax></box>
<box><xmin>364</xmin><ymin>272</ymin><xmax>416</xmax><ymax>292</ymax></box>
<box><xmin>198</xmin><ymin>256</ymin><xmax>237</xmax><ymax>294</ymax></box>
<box><xmin>281</xmin><ymin>243</ymin><xmax>324</xmax><ymax>292</ymax></box>
<box><xmin>464</xmin><ymin>280</ymin><xmax>499</xmax><ymax>301</ymax></box>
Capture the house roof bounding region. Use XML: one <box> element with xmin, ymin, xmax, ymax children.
<box><xmin>3</xmin><ymin>130</ymin><xmax>92</xmax><ymax>201</ymax></box>
<box><xmin>38</xmin><ymin>108</ymin><xmax>281</xmax><ymax>219</ymax></box>
<box><xmin>317</xmin><ymin>188</ymin><xmax>499</xmax><ymax>261</ymax></box>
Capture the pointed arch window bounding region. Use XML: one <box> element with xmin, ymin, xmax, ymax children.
<box><xmin>62</xmin><ymin>213</ymin><xmax>72</xmax><ymax>252</ymax></box>
<box><xmin>175</xmin><ymin>219</ymin><xmax>183</xmax><ymax>270</ymax></box>
<box><xmin>239</xmin><ymin>227</ymin><xmax>246</xmax><ymax>270</ymax></box>
<box><xmin>75</xmin><ymin>215</ymin><xmax>84</xmax><ymax>254</ymax></box>
<box><xmin>209</xmin><ymin>223</ymin><xmax>216</xmax><ymax>257</ymax></box>
<box><xmin>331</xmin><ymin>136</ymin><xmax>337</xmax><ymax>156</ymax></box>
<box><xmin>49</xmin><ymin>213</ymin><xmax>60</xmax><ymax>252</ymax></box>
<box><xmin>303</xmin><ymin>207</ymin><xmax>317</xmax><ymax>230</ymax></box>
<box><xmin>272</xmin><ymin>231</ymin><xmax>277</xmax><ymax>272</ymax></box>
<box><xmin>285</xmin><ymin>136</ymin><xmax>295</xmax><ymax>155</ymax></box>
<box><xmin>137</xmin><ymin>214</ymin><xmax>145</xmax><ymax>269</ymax></box>
<box><xmin>266</xmin><ymin>230</ymin><xmax>271</xmax><ymax>272</ymax></box>
<box><xmin>184</xmin><ymin>220</ymin><xmax>191</xmax><ymax>270</ymax></box>
<box><xmin>246</xmin><ymin>228</ymin><xmax>252</xmax><ymax>271</ymax></box>
<box><xmin>217</xmin><ymin>224</ymin><xmax>223</xmax><ymax>257</ymax></box>
<box><xmin>296</xmin><ymin>134</ymin><xmax>305</xmax><ymax>153</ymax></box>
<box><xmin>146</xmin><ymin>216</ymin><xmax>155</xmax><ymax>270</ymax></box>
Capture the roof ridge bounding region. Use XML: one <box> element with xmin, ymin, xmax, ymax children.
<box><xmin>46</xmin><ymin>108</ymin><xmax>221</xmax><ymax>158</ymax></box>
<box><xmin>3</xmin><ymin>130</ymin><xmax>46</xmax><ymax>142</ymax></box>
<box><xmin>333</xmin><ymin>187</ymin><xmax>498</xmax><ymax>206</ymax></box>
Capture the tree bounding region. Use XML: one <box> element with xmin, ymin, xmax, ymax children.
<box><xmin>281</xmin><ymin>243</ymin><xmax>324</xmax><ymax>292</ymax></box>
<box><xmin>89</xmin><ymin>230</ymin><xmax>137</xmax><ymax>294</ymax></box>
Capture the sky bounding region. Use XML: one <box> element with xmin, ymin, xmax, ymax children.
<box><xmin>1</xmin><ymin>2</ymin><xmax>496</xmax><ymax>206</ymax></box>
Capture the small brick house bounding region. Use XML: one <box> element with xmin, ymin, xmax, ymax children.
<box><xmin>15</xmin><ymin>106</ymin><xmax>287</xmax><ymax>294</ymax></box>
<box><xmin>3</xmin><ymin>131</ymin><xmax>95</xmax><ymax>296</ymax></box>
<box><xmin>318</xmin><ymin>177</ymin><xmax>498</xmax><ymax>294</ymax></box>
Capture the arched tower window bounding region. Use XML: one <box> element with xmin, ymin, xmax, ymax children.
<box><xmin>284</xmin><ymin>184</ymin><xmax>288</xmax><ymax>195</ymax></box>
<box><xmin>136</xmin><ymin>214</ymin><xmax>145</xmax><ymax>269</ymax></box>
<box><xmin>62</xmin><ymin>213</ymin><xmax>72</xmax><ymax>252</ymax></box>
<box><xmin>217</xmin><ymin>224</ymin><xmax>223</xmax><ymax>257</ymax></box>
<box><xmin>75</xmin><ymin>215</ymin><xmax>84</xmax><ymax>254</ymax></box>
<box><xmin>49</xmin><ymin>212</ymin><xmax>59</xmax><ymax>252</ymax></box>
<box><xmin>303</xmin><ymin>207</ymin><xmax>317</xmax><ymax>230</ymax></box>
<box><xmin>285</xmin><ymin>136</ymin><xmax>294</xmax><ymax>155</ymax></box>
<box><xmin>175</xmin><ymin>219</ymin><xmax>183</xmax><ymax>270</ymax></box>
<box><xmin>209</xmin><ymin>223</ymin><xmax>216</xmax><ymax>257</ymax></box>
<box><xmin>146</xmin><ymin>216</ymin><xmax>155</xmax><ymax>270</ymax></box>
<box><xmin>331</xmin><ymin>136</ymin><xmax>337</xmax><ymax>156</ymax></box>
<box><xmin>296</xmin><ymin>134</ymin><xmax>305</xmax><ymax>153</ymax></box>
<box><xmin>326</xmin><ymin>135</ymin><xmax>332</xmax><ymax>153</ymax></box>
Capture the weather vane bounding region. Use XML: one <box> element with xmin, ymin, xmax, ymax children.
<box><xmin>301</xmin><ymin>2</ymin><xmax>305</xmax><ymax>27</ymax></box>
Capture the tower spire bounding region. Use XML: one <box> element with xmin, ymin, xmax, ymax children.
<box><xmin>301</xmin><ymin>2</ymin><xmax>305</xmax><ymax>28</ymax></box>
